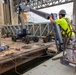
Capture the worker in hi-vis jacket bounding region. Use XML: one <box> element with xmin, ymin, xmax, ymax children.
<box><xmin>50</xmin><ymin>9</ymin><xmax>75</xmax><ymax>61</ymax></box>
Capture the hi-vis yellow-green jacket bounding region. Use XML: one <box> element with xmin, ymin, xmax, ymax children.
<box><xmin>55</xmin><ymin>17</ymin><xmax>75</xmax><ymax>37</ymax></box>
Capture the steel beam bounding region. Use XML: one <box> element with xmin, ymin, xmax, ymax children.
<box><xmin>20</xmin><ymin>0</ymin><xmax>73</xmax><ymax>9</ymax></box>
<box><xmin>13</xmin><ymin>0</ymin><xmax>73</xmax><ymax>9</ymax></box>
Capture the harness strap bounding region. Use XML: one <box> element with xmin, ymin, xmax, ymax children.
<box><xmin>60</xmin><ymin>18</ymin><xmax>74</xmax><ymax>38</ymax></box>
<box><xmin>65</xmin><ymin>18</ymin><xmax>74</xmax><ymax>37</ymax></box>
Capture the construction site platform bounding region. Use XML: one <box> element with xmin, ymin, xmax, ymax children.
<box><xmin>0</xmin><ymin>38</ymin><xmax>54</xmax><ymax>74</ymax></box>
<box><xmin>23</xmin><ymin>53</ymin><xmax>76</xmax><ymax>75</ymax></box>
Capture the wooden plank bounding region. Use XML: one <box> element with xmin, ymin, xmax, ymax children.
<box><xmin>0</xmin><ymin>41</ymin><xmax>53</xmax><ymax>63</ymax></box>
<box><xmin>0</xmin><ymin>49</ymin><xmax>45</xmax><ymax>74</ymax></box>
<box><xmin>0</xmin><ymin>38</ymin><xmax>54</xmax><ymax>74</ymax></box>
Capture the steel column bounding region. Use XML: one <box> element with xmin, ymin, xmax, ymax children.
<box><xmin>73</xmin><ymin>0</ymin><xmax>76</xmax><ymax>26</ymax></box>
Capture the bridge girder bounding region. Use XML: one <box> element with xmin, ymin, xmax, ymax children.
<box><xmin>14</xmin><ymin>0</ymin><xmax>73</xmax><ymax>9</ymax></box>
<box><xmin>11</xmin><ymin>0</ymin><xmax>76</xmax><ymax>26</ymax></box>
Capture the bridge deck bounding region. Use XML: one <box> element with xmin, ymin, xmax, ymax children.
<box><xmin>23</xmin><ymin>53</ymin><xmax>76</xmax><ymax>75</ymax></box>
<box><xmin>0</xmin><ymin>38</ymin><xmax>54</xmax><ymax>74</ymax></box>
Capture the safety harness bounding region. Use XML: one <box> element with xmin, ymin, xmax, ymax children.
<box><xmin>65</xmin><ymin>18</ymin><xmax>73</xmax><ymax>36</ymax></box>
<box><xmin>61</xmin><ymin>18</ymin><xmax>74</xmax><ymax>38</ymax></box>
<box><xmin>60</xmin><ymin>18</ymin><xmax>74</xmax><ymax>49</ymax></box>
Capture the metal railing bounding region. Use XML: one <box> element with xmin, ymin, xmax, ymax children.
<box><xmin>2</xmin><ymin>22</ymin><xmax>53</xmax><ymax>37</ymax></box>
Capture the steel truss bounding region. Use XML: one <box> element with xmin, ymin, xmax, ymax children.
<box><xmin>2</xmin><ymin>22</ymin><xmax>53</xmax><ymax>37</ymax></box>
<box><xmin>13</xmin><ymin>0</ymin><xmax>73</xmax><ymax>9</ymax></box>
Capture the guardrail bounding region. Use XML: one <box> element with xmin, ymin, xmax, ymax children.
<box><xmin>2</xmin><ymin>22</ymin><xmax>54</xmax><ymax>37</ymax></box>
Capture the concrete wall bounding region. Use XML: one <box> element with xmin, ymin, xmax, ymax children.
<box><xmin>10</xmin><ymin>0</ymin><xmax>18</xmax><ymax>25</ymax></box>
<box><xmin>73</xmin><ymin>0</ymin><xmax>76</xmax><ymax>26</ymax></box>
<box><xmin>0</xmin><ymin>0</ymin><xmax>4</xmax><ymax>25</ymax></box>
<box><xmin>0</xmin><ymin>0</ymin><xmax>18</xmax><ymax>25</ymax></box>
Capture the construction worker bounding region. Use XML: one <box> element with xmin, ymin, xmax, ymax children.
<box><xmin>50</xmin><ymin>9</ymin><xmax>75</xmax><ymax>61</ymax></box>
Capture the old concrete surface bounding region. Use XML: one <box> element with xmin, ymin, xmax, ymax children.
<box><xmin>23</xmin><ymin>53</ymin><xmax>76</xmax><ymax>75</ymax></box>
